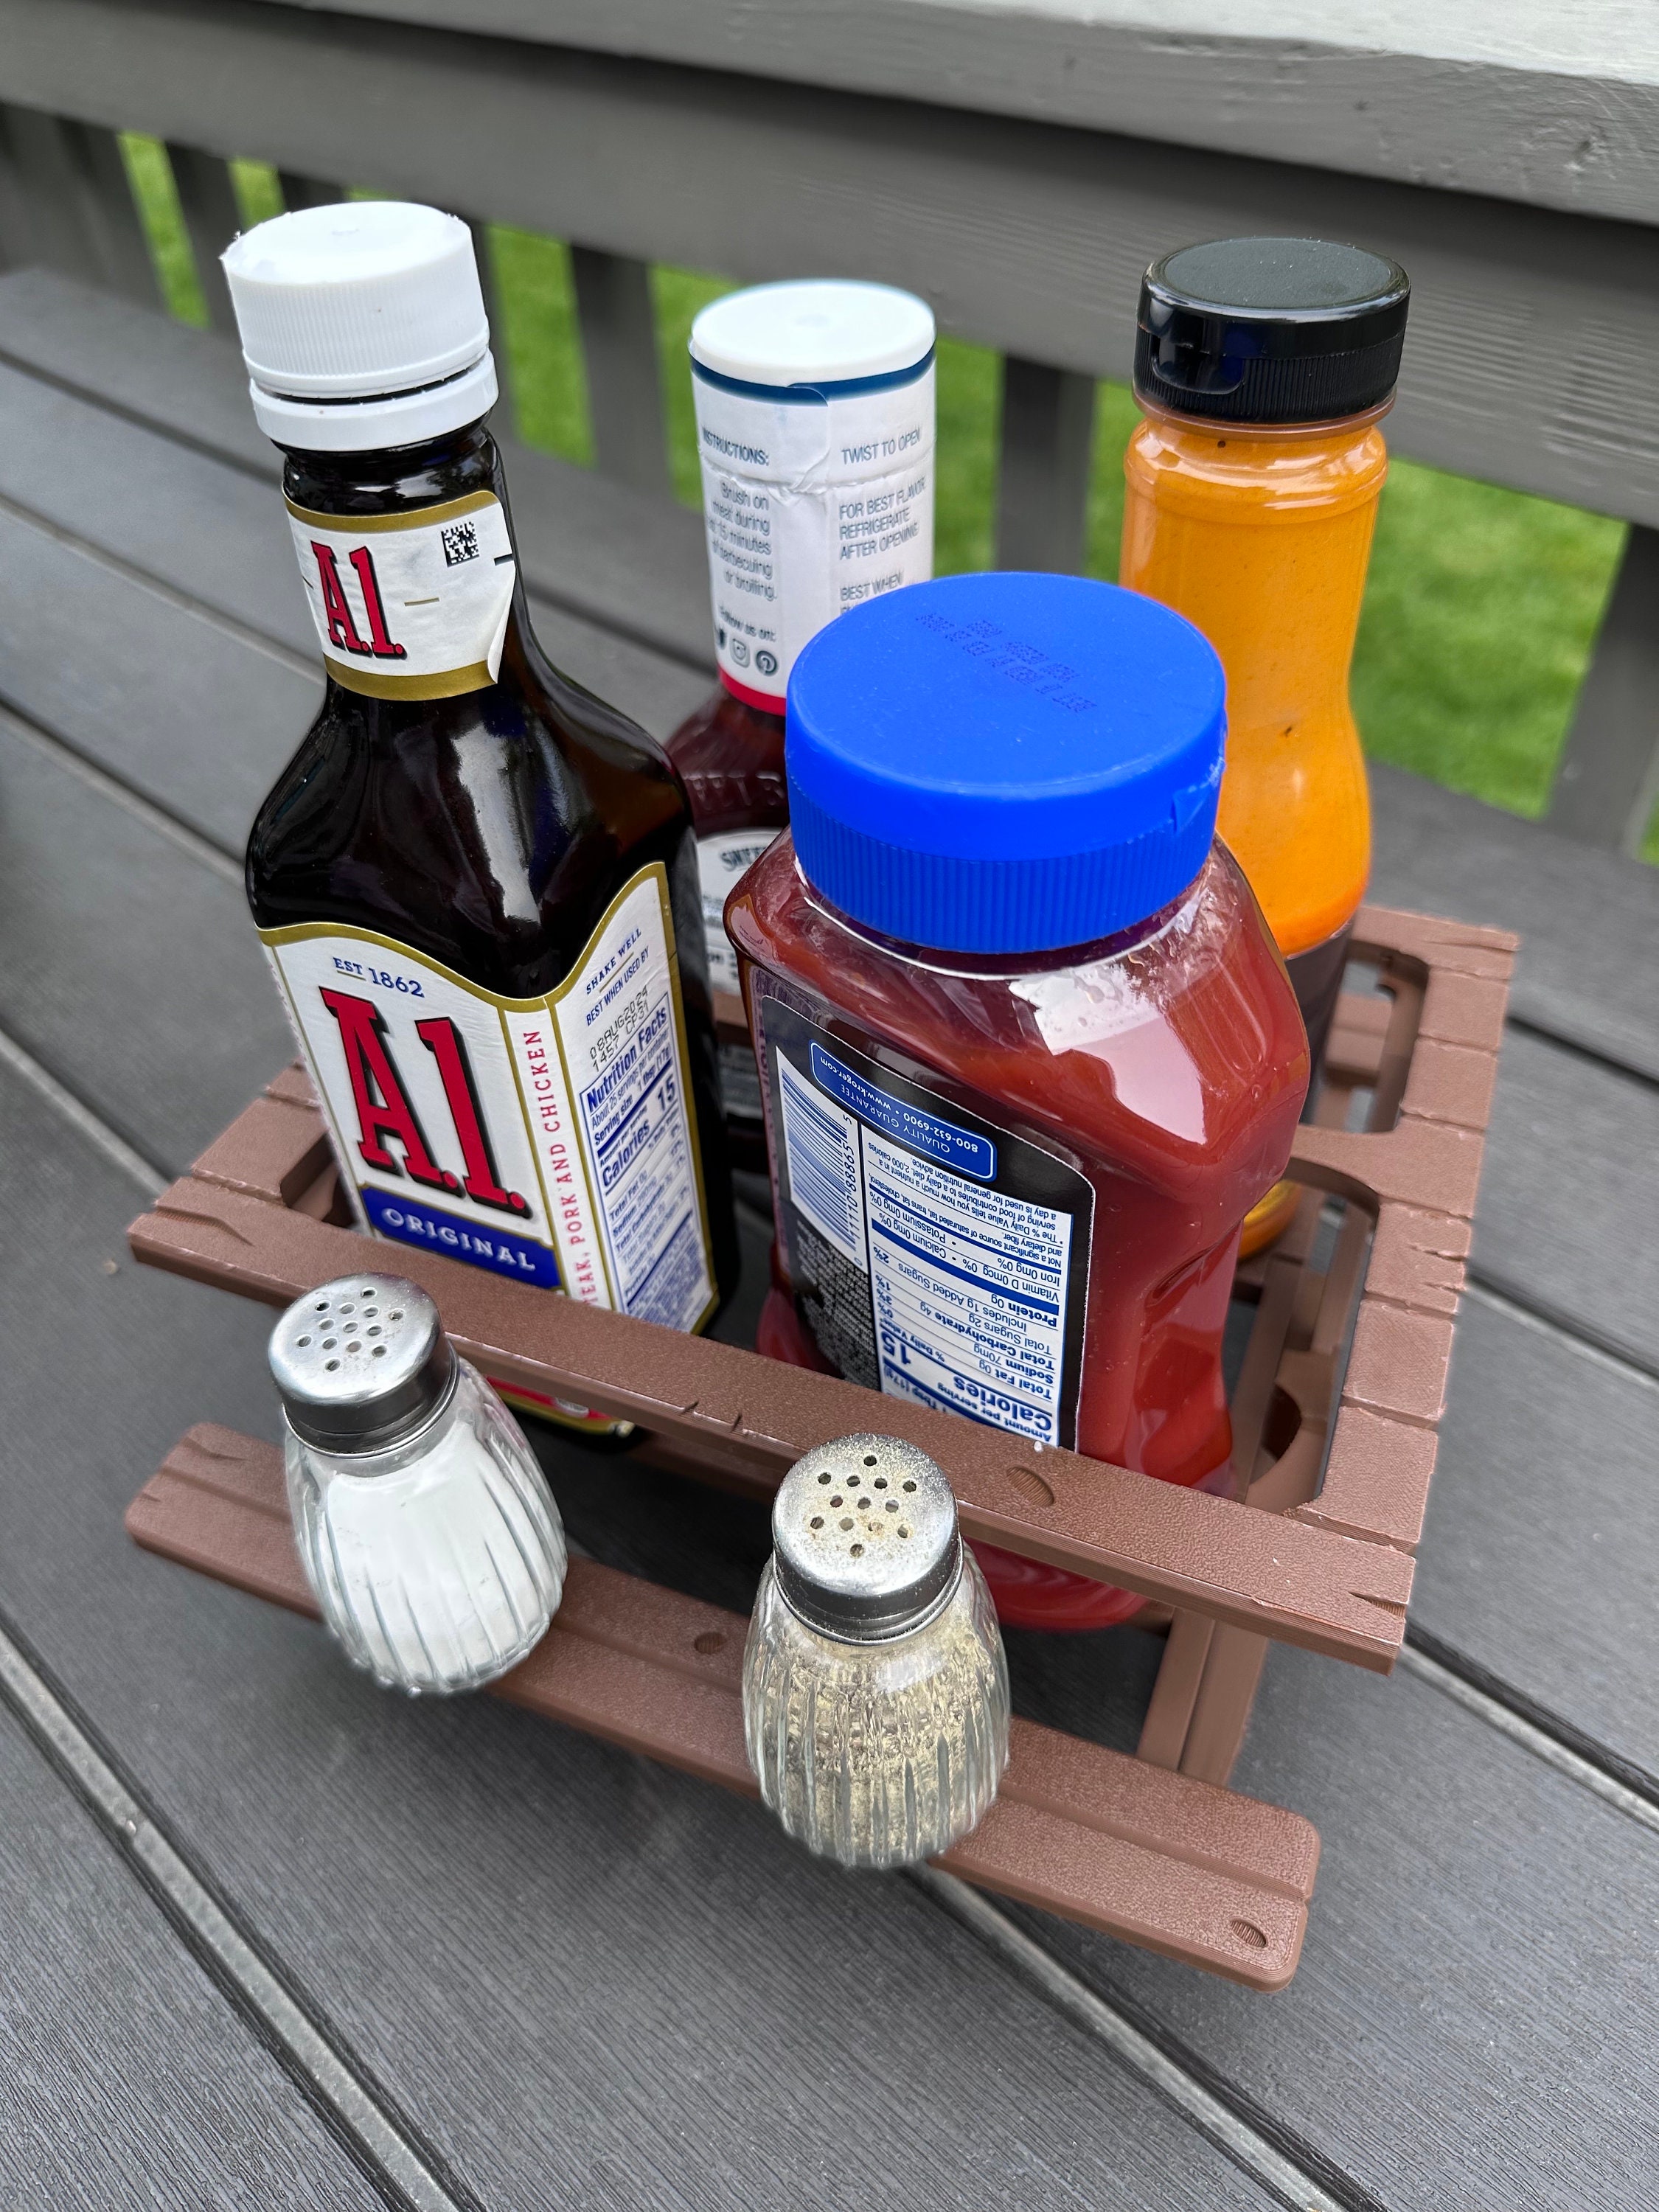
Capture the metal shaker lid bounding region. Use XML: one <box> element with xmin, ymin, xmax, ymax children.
<box><xmin>268</xmin><ymin>1275</ymin><xmax>455</xmax><ymax>1454</ymax></box>
<box><xmin>771</xmin><ymin>1434</ymin><xmax>961</xmax><ymax>1642</ymax></box>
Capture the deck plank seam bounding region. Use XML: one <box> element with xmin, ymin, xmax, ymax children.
<box><xmin>1464</xmin><ymin>1275</ymin><xmax>1659</xmax><ymax>1394</ymax></box>
<box><xmin>0</xmin><ymin>695</ymin><xmax>244</xmax><ymax>877</ymax></box>
<box><xmin>0</xmin><ymin>1604</ymin><xmax>484</xmax><ymax>2212</ymax></box>
<box><xmin>0</xmin><ymin>1017</ymin><xmax>167</xmax><ymax>1197</ymax></box>
<box><xmin>0</xmin><ymin>333</ymin><xmax>281</xmax><ymax>489</ymax></box>
<box><xmin>0</xmin><ymin>479</ymin><xmax>319</xmax><ymax>678</ymax></box>
<box><xmin>1399</xmin><ymin>1632</ymin><xmax>1659</xmax><ymax>1836</ymax></box>
<box><xmin>1502</xmin><ymin>1011</ymin><xmax>1659</xmax><ymax>1098</ymax></box>
<box><xmin>0</xmin><ymin>338</ymin><xmax>719</xmax><ymax>678</ymax></box>
<box><xmin>913</xmin><ymin>1869</ymin><xmax>1374</xmax><ymax>2212</ymax></box>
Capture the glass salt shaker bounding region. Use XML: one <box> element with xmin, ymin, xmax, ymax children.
<box><xmin>269</xmin><ymin>1275</ymin><xmax>567</xmax><ymax>1695</ymax></box>
<box><xmin>742</xmin><ymin>1435</ymin><xmax>1009</xmax><ymax>1868</ymax></box>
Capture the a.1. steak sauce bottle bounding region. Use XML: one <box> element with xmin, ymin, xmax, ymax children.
<box><xmin>224</xmin><ymin>203</ymin><xmax>737</xmax><ymax>1433</ymax></box>
<box><xmin>666</xmin><ymin>279</ymin><xmax>936</xmax><ymax>1171</ymax></box>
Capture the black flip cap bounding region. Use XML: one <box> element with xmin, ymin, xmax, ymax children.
<box><xmin>1134</xmin><ymin>237</ymin><xmax>1410</xmax><ymax>425</ymax></box>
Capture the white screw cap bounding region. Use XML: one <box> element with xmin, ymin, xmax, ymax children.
<box><xmin>222</xmin><ymin>201</ymin><xmax>497</xmax><ymax>450</ymax></box>
<box><xmin>690</xmin><ymin>279</ymin><xmax>934</xmax><ymax>389</ymax></box>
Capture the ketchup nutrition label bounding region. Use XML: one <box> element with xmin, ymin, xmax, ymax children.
<box><xmin>758</xmin><ymin>990</ymin><xmax>1092</xmax><ymax>1447</ymax></box>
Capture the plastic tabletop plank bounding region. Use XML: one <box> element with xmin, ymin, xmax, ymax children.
<box><xmin>1369</xmin><ymin>762</ymin><xmax>1659</xmax><ymax>1085</ymax></box>
<box><xmin>0</xmin><ymin>1705</ymin><xmax>389</xmax><ymax>2212</ymax></box>
<box><xmin>0</xmin><ymin>1065</ymin><xmax>1284</xmax><ymax>2211</ymax></box>
<box><xmin>995</xmin><ymin>1635</ymin><xmax>1659</xmax><ymax>2212</ymax></box>
<box><xmin>0</xmin><ymin>265</ymin><xmax>716</xmax><ymax>674</ymax></box>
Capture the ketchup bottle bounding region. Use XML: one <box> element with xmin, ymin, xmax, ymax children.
<box><xmin>1119</xmin><ymin>237</ymin><xmax>1409</xmax><ymax>1253</ymax></box>
<box><xmin>666</xmin><ymin>279</ymin><xmax>936</xmax><ymax>1169</ymax></box>
<box><xmin>224</xmin><ymin>204</ymin><xmax>737</xmax><ymax>1433</ymax></box>
<box><xmin>728</xmin><ymin>574</ymin><xmax>1307</xmax><ymax>1630</ymax></box>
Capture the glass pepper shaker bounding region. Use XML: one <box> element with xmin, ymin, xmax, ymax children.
<box><xmin>268</xmin><ymin>1274</ymin><xmax>567</xmax><ymax>1695</ymax></box>
<box><xmin>742</xmin><ymin>1435</ymin><xmax>1009</xmax><ymax>1868</ymax></box>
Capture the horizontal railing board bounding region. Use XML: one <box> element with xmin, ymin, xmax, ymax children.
<box><xmin>2</xmin><ymin>2</ymin><xmax>1658</xmax><ymax>526</ymax></box>
<box><xmin>0</xmin><ymin>1700</ymin><xmax>394</xmax><ymax>2208</ymax></box>
<box><xmin>0</xmin><ymin>1053</ymin><xmax>1301</xmax><ymax>2212</ymax></box>
<box><xmin>277</xmin><ymin>0</ymin><xmax>1659</xmax><ymax>227</ymax></box>
<box><xmin>129</xmin><ymin>1422</ymin><xmax>1318</xmax><ymax>1989</ymax></box>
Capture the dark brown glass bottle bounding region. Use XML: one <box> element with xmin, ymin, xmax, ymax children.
<box><xmin>225</xmin><ymin>205</ymin><xmax>735</xmax><ymax>1436</ymax></box>
<box><xmin>664</xmin><ymin>684</ymin><xmax>787</xmax><ymax>1173</ymax></box>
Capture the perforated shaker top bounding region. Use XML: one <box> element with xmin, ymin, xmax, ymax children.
<box><xmin>268</xmin><ymin>1275</ymin><xmax>456</xmax><ymax>1453</ymax></box>
<box><xmin>771</xmin><ymin>1435</ymin><xmax>961</xmax><ymax>1641</ymax></box>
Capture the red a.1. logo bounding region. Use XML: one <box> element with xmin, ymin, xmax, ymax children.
<box><xmin>319</xmin><ymin>989</ymin><xmax>530</xmax><ymax>1217</ymax></box>
<box><xmin>310</xmin><ymin>543</ymin><xmax>408</xmax><ymax>661</ymax></box>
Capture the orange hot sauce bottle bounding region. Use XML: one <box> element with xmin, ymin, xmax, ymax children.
<box><xmin>1119</xmin><ymin>238</ymin><xmax>1410</xmax><ymax>1252</ymax></box>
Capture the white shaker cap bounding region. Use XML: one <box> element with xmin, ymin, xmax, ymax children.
<box><xmin>690</xmin><ymin>279</ymin><xmax>934</xmax><ymax>389</ymax></box>
<box><xmin>222</xmin><ymin>201</ymin><xmax>497</xmax><ymax>451</ymax></box>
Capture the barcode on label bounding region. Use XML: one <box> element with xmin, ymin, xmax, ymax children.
<box><xmin>779</xmin><ymin>1053</ymin><xmax>865</xmax><ymax>1265</ymax></box>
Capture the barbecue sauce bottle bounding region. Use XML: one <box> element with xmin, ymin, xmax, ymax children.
<box><xmin>224</xmin><ymin>204</ymin><xmax>737</xmax><ymax>1433</ymax></box>
<box><xmin>666</xmin><ymin>279</ymin><xmax>936</xmax><ymax>1169</ymax></box>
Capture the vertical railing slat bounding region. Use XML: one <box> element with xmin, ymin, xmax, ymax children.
<box><xmin>1545</xmin><ymin>523</ymin><xmax>1659</xmax><ymax>857</ymax></box>
<box><xmin>0</xmin><ymin>103</ymin><xmax>106</xmax><ymax>284</ymax></box>
<box><xmin>569</xmin><ymin>245</ymin><xmax>670</xmax><ymax>497</ymax></box>
<box><xmin>277</xmin><ymin>171</ymin><xmax>342</xmax><ymax>212</ymax></box>
<box><xmin>994</xmin><ymin>356</ymin><xmax>1096</xmax><ymax>574</ymax></box>
<box><xmin>164</xmin><ymin>142</ymin><xmax>243</xmax><ymax>334</ymax></box>
<box><xmin>62</xmin><ymin>122</ymin><xmax>156</xmax><ymax>305</ymax></box>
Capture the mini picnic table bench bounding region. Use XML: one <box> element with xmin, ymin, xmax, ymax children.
<box><xmin>1</xmin><ymin>7</ymin><xmax>1658</xmax><ymax>2208</ymax></box>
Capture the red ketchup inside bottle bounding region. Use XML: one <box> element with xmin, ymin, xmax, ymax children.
<box><xmin>726</xmin><ymin>573</ymin><xmax>1307</xmax><ymax>1630</ymax></box>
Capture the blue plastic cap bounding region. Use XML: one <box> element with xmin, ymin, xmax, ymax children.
<box><xmin>785</xmin><ymin>573</ymin><xmax>1227</xmax><ymax>955</ymax></box>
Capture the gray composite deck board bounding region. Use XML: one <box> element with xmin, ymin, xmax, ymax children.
<box><xmin>1474</xmin><ymin>1025</ymin><xmax>1659</xmax><ymax>1374</ymax></box>
<box><xmin>0</xmin><ymin>1061</ymin><xmax>1284</xmax><ymax>2212</ymax></box>
<box><xmin>1001</xmin><ymin>1639</ymin><xmax>1659</xmax><ymax>2212</ymax></box>
<box><xmin>0</xmin><ymin>501</ymin><xmax>319</xmax><ymax>852</ymax></box>
<box><xmin>0</xmin><ymin>709</ymin><xmax>291</xmax><ymax>1172</ymax></box>
<box><xmin>0</xmin><ymin>268</ymin><xmax>715</xmax><ymax>673</ymax></box>
<box><xmin>1368</xmin><ymin>762</ymin><xmax>1659</xmax><ymax>1085</ymax></box>
<box><xmin>0</xmin><ymin>1705</ymin><xmax>389</xmax><ymax>2211</ymax></box>
<box><xmin>1411</xmin><ymin>1290</ymin><xmax>1659</xmax><ymax>1783</ymax></box>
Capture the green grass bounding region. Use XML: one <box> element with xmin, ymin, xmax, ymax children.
<box><xmin>118</xmin><ymin>139</ymin><xmax>1635</xmax><ymax>846</ymax></box>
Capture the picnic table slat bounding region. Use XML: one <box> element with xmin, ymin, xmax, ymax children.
<box><xmin>129</xmin><ymin>1422</ymin><xmax>1321</xmax><ymax>1989</ymax></box>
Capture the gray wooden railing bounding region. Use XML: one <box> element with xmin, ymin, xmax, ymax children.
<box><xmin>0</xmin><ymin>0</ymin><xmax>1654</xmax><ymax>855</ymax></box>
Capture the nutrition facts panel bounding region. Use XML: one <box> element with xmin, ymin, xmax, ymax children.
<box><xmin>762</xmin><ymin>996</ymin><xmax>1091</xmax><ymax>1450</ymax></box>
<box><xmin>862</xmin><ymin>1130</ymin><xmax>1071</xmax><ymax>1439</ymax></box>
